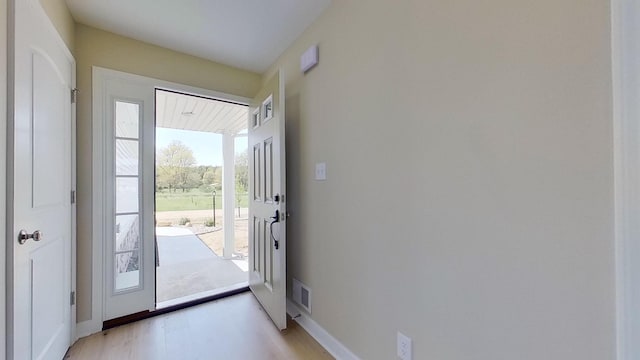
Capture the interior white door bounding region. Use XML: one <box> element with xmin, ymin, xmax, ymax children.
<box><xmin>10</xmin><ymin>0</ymin><xmax>74</xmax><ymax>358</ymax></box>
<box><xmin>96</xmin><ymin>70</ymin><xmax>156</xmax><ymax>321</ymax></box>
<box><xmin>248</xmin><ymin>70</ymin><xmax>287</xmax><ymax>330</ymax></box>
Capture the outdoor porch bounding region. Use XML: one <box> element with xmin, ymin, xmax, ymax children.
<box><xmin>155</xmin><ymin>209</ymin><xmax>249</xmax><ymax>306</ymax></box>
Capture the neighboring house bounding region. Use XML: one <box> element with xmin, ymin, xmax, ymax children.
<box><xmin>3</xmin><ymin>0</ymin><xmax>638</xmax><ymax>359</ymax></box>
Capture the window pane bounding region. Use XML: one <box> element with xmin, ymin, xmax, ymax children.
<box><xmin>116</xmin><ymin>177</ymin><xmax>138</xmax><ymax>213</ymax></box>
<box><xmin>115</xmin><ymin>139</ymin><xmax>139</xmax><ymax>176</ymax></box>
<box><xmin>115</xmin><ymin>251</ymin><xmax>140</xmax><ymax>291</ymax></box>
<box><xmin>115</xmin><ymin>214</ymin><xmax>139</xmax><ymax>252</ymax></box>
<box><xmin>115</xmin><ymin>101</ymin><xmax>139</xmax><ymax>138</ymax></box>
<box><xmin>263</xmin><ymin>97</ymin><xmax>273</xmax><ymax>120</ymax></box>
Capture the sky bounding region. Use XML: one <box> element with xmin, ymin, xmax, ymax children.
<box><xmin>156</xmin><ymin>127</ymin><xmax>248</xmax><ymax>166</ymax></box>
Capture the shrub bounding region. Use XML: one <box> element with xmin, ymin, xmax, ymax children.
<box><xmin>204</xmin><ymin>218</ymin><xmax>215</xmax><ymax>227</ymax></box>
<box><xmin>179</xmin><ymin>217</ymin><xmax>190</xmax><ymax>226</ymax></box>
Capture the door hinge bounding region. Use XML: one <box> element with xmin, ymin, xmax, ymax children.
<box><xmin>71</xmin><ymin>190</ymin><xmax>76</xmax><ymax>204</ymax></box>
<box><xmin>71</xmin><ymin>88</ymin><xmax>79</xmax><ymax>104</ymax></box>
<box><xmin>70</xmin><ymin>291</ymin><xmax>75</xmax><ymax>306</ymax></box>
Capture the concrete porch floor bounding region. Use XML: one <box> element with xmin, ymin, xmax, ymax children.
<box><xmin>156</xmin><ymin>227</ymin><xmax>248</xmax><ymax>303</ymax></box>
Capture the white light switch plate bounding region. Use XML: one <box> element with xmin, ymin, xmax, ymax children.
<box><xmin>315</xmin><ymin>162</ymin><xmax>326</xmax><ymax>180</ymax></box>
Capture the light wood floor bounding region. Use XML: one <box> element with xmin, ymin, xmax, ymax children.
<box><xmin>66</xmin><ymin>293</ymin><xmax>333</xmax><ymax>360</ymax></box>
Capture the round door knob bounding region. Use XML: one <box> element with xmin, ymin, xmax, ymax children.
<box><xmin>32</xmin><ymin>230</ymin><xmax>43</xmax><ymax>241</ymax></box>
<box><xmin>18</xmin><ymin>230</ymin><xmax>43</xmax><ymax>245</ymax></box>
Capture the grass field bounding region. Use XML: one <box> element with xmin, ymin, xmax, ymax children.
<box><xmin>156</xmin><ymin>190</ymin><xmax>249</xmax><ymax>212</ymax></box>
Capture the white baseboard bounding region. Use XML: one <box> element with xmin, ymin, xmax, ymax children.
<box><xmin>75</xmin><ymin>319</ymin><xmax>102</xmax><ymax>341</ymax></box>
<box><xmin>287</xmin><ymin>299</ymin><xmax>360</xmax><ymax>360</ymax></box>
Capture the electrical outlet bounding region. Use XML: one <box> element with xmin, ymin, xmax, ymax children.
<box><xmin>397</xmin><ymin>332</ymin><xmax>412</xmax><ymax>360</ymax></box>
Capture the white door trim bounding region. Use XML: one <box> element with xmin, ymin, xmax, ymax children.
<box><xmin>612</xmin><ymin>0</ymin><xmax>640</xmax><ymax>359</ymax></box>
<box><xmin>0</xmin><ymin>0</ymin><xmax>7</xmax><ymax>356</ymax></box>
<box><xmin>83</xmin><ymin>66</ymin><xmax>250</xmax><ymax>336</ymax></box>
<box><xmin>70</xmin><ymin>56</ymin><xmax>78</xmax><ymax>345</ymax></box>
<box><xmin>6</xmin><ymin>0</ymin><xmax>77</xmax><ymax>355</ymax></box>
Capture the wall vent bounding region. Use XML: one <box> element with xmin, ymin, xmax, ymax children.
<box><xmin>292</xmin><ymin>278</ymin><xmax>311</xmax><ymax>314</ymax></box>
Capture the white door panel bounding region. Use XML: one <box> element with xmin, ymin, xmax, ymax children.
<box><xmin>10</xmin><ymin>0</ymin><xmax>74</xmax><ymax>358</ymax></box>
<box><xmin>95</xmin><ymin>71</ymin><xmax>156</xmax><ymax>320</ymax></box>
<box><xmin>249</xmin><ymin>70</ymin><xmax>287</xmax><ymax>330</ymax></box>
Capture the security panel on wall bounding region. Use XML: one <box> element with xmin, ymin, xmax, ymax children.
<box><xmin>300</xmin><ymin>45</ymin><xmax>319</xmax><ymax>73</ymax></box>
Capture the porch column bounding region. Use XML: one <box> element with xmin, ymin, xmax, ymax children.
<box><xmin>222</xmin><ymin>132</ymin><xmax>235</xmax><ymax>259</ymax></box>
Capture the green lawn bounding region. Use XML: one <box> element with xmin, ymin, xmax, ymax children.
<box><xmin>156</xmin><ymin>190</ymin><xmax>249</xmax><ymax>211</ymax></box>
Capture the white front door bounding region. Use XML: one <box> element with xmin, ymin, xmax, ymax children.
<box><xmin>94</xmin><ymin>69</ymin><xmax>156</xmax><ymax>320</ymax></box>
<box><xmin>9</xmin><ymin>0</ymin><xmax>74</xmax><ymax>358</ymax></box>
<box><xmin>248</xmin><ymin>70</ymin><xmax>287</xmax><ymax>330</ymax></box>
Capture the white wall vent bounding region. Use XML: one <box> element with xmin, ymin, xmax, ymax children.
<box><xmin>292</xmin><ymin>278</ymin><xmax>312</xmax><ymax>313</ymax></box>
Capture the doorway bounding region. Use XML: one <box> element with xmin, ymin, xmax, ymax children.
<box><xmin>92</xmin><ymin>67</ymin><xmax>287</xmax><ymax>335</ymax></box>
<box><xmin>154</xmin><ymin>89</ymin><xmax>250</xmax><ymax>307</ymax></box>
<box><xmin>93</xmin><ymin>68</ymin><xmax>254</xmax><ymax>325</ymax></box>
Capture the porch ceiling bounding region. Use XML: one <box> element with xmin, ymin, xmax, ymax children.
<box><xmin>155</xmin><ymin>90</ymin><xmax>248</xmax><ymax>135</ymax></box>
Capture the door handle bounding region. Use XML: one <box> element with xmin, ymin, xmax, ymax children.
<box><xmin>270</xmin><ymin>211</ymin><xmax>280</xmax><ymax>250</ymax></box>
<box><xmin>271</xmin><ymin>210</ymin><xmax>280</xmax><ymax>223</ymax></box>
<box><xmin>18</xmin><ymin>229</ymin><xmax>43</xmax><ymax>245</ymax></box>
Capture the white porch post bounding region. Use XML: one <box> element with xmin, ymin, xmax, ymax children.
<box><xmin>222</xmin><ymin>132</ymin><xmax>236</xmax><ymax>259</ymax></box>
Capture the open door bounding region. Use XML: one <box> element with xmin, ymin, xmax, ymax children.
<box><xmin>248</xmin><ymin>70</ymin><xmax>287</xmax><ymax>330</ymax></box>
<box><xmin>9</xmin><ymin>0</ymin><xmax>74</xmax><ymax>358</ymax></box>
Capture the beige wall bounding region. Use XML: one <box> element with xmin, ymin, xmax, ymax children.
<box><xmin>267</xmin><ymin>1</ymin><xmax>615</xmax><ymax>359</ymax></box>
<box><xmin>34</xmin><ymin>1</ymin><xmax>617</xmax><ymax>357</ymax></box>
<box><xmin>39</xmin><ymin>0</ymin><xmax>75</xmax><ymax>51</ymax></box>
<box><xmin>74</xmin><ymin>23</ymin><xmax>261</xmax><ymax>321</ymax></box>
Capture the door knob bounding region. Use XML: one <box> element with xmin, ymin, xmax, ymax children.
<box><xmin>18</xmin><ymin>230</ymin><xmax>43</xmax><ymax>245</ymax></box>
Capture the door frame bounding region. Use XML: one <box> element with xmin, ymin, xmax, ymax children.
<box><xmin>1</xmin><ymin>0</ymin><xmax>8</xmax><ymax>356</ymax></box>
<box><xmin>5</xmin><ymin>0</ymin><xmax>77</xmax><ymax>355</ymax></box>
<box><xmin>613</xmin><ymin>0</ymin><xmax>640</xmax><ymax>359</ymax></box>
<box><xmin>85</xmin><ymin>67</ymin><xmax>250</xmax><ymax>336</ymax></box>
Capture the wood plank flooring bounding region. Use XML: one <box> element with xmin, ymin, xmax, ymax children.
<box><xmin>66</xmin><ymin>293</ymin><xmax>333</xmax><ymax>360</ymax></box>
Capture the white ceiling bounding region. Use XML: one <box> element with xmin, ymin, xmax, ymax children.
<box><xmin>65</xmin><ymin>0</ymin><xmax>331</xmax><ymax>73</ymax></box>
<box><xmin>156</xmin><ymin>90</ymin><xmax>248</xmax><ymax>135</ymax></box>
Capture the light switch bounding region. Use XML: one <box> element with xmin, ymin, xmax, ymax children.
<box><xmin>315</xmin><ymin>162</ymin><xmax>327</xmax><ymax>181</ymax></box>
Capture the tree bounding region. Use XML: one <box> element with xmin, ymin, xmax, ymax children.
<box><xmin>156</xmin><ymin>140</ymin><xmax>198</xmax><ymax>192</ymax></box>
<box><xmin>202</xmin><ymin>169</ymin><xmax>216</xmax><ymax>187</ymax></box>
<box><xmin>201</xmin><ymin>166</ymin><xmax>221</xmax><ymax>189</ymax></box>
<box><xmin>235</xmin><ymin>151</ymin><xmax>249</xmax><ymax>194</ymax></box>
